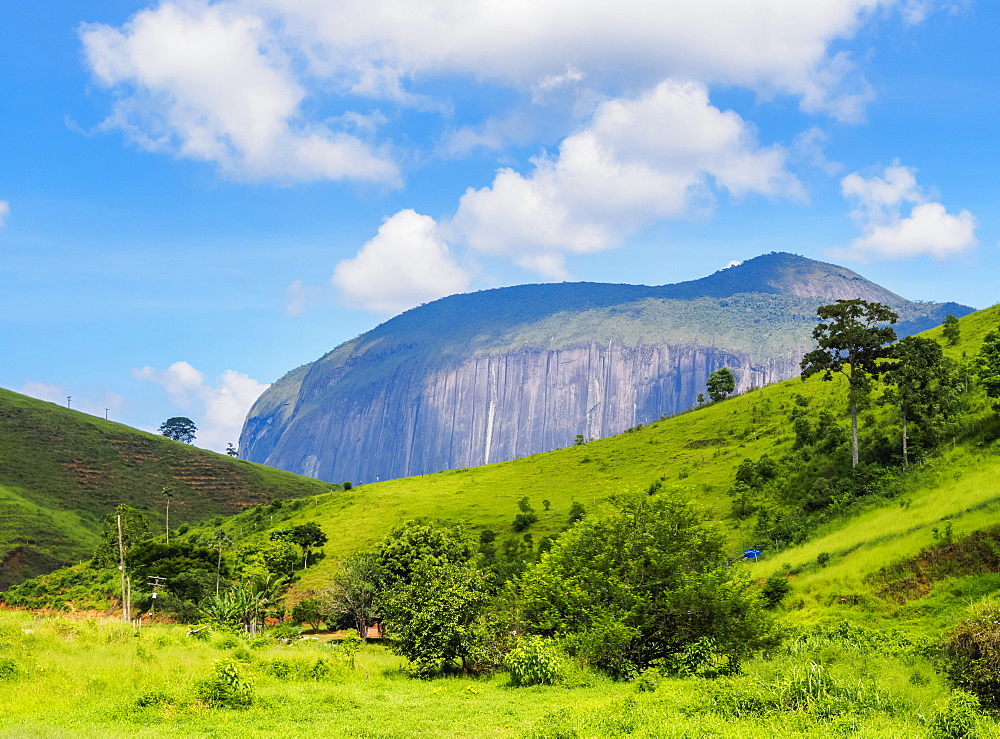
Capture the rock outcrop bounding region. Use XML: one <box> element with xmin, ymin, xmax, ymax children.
<box><xmin>240</xmin><ymin>253</ymin><xmax>971</xmax><ymax>483</ymax></box>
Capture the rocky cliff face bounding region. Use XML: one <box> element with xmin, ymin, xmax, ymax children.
<box><xmin>240</xmin><ymin>253</ymin><xmax>972</xmax><ymax>483</ymax></box>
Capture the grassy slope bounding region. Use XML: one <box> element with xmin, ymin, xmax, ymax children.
<box><xmin>0</xmin><ymin>389</ymin><xmax>334</xmax><ymax>587</ymax></box>
<box><xmin>211</xmin><ymin>302</ymin><xmax>1000</xmax><ymax>609</ymax></box>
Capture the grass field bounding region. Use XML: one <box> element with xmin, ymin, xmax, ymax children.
<box><xmin>1</xmin><ymin>610</ymin><xmax>995</xmax><ymax>738</ymax></box>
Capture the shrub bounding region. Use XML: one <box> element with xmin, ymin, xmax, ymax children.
<box><xmin>927</xmin><ymin>690</ymin><xmax>983</xmax><ymax>739</ymax></box>
<box><xmin>940</xmin><ymin>603</ymin><xmax>1000</xmax><ymax>708</ymax></box>
<box><xmin>195</xmin><ymin>660</ymin><xmax>254</xmax><ymax>709</ymax></box>
<box><xmin>760</xmin><ymin>574</ymin><xmax>792</xmax><ymax>609</ymax></box>
<box><xmin>505</xmin><ymin>636</ymin><xmax>566</xmax><ymax>687</ymax></box>
<box><xmin>269</xmin><ymin>623</ymin><xmax>303</xmax><ymax>640</ymax></box>
<box><xmin>0</xmin><ymin>657</ymin><xmax>21</xmax><ymax>681</ymax></box>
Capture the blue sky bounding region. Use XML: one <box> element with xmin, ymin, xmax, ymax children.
<box><xmin>1</xmin><ymin>0</ymin><xmax>997</xmax><ymax>452</ymax></box>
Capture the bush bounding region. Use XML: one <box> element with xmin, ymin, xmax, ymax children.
<box><xmin>927</xmin><ymin>690</ymin><xmax>983</xmax><ymax>739</ymax></box>
<box><xmin>505</xmin><ymin>636</ymin><xmax>566</xmax><ymax>686</ymax></box>
<box><xmin>195</xmin><ymin>660</ymin><xmax>254</xmax><ymax>709</ymax></box>
<box><xmin>760</xmin><ymin>574</ymin><xmax>792</xmax><ymax>609</ymax></box>
<box><xmin>940</xmin><ymin>604</ymin><xmax>1000</xmax><ymax>708</ymax></box>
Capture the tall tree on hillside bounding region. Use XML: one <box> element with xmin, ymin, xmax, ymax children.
<box><xmin>880</xmin><ymin>335</ymin><xmax>952</xmax><ymax>467</ymax></box>
<box><xmin>975</xmin><ymin>327</ymin><xmax>1000</xmax><ymax>411</ymax></box>
<box><xmin>942</xmin><ymin>314</ymin><xmax>961</xmax><ymax>346</ymax></box>
<box><xmin>271</xmin><ymin>522</ymin><xmax>329</xmax><ymax>569</ymax></box>
<box><xmin>800</xmin><ymin>299</ymin><xmax>898</xmax><ymax>467</ymax></box>
<box><xmin>159</xmin><ymin>416</ymin><xmax>197</xmax><ymax>444</ymax></box>
<box><xmin>706</xmin><ymin>367</ymin><xmax>736</xmax><ymax>402</ymax></box>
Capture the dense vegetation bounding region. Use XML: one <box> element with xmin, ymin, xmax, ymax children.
<box><xmin>4</xmin><ymin>301</ymin><xmax>1000</xmax><ymax>735</ymax></box>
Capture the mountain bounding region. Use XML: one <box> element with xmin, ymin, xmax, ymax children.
<box><xmin>0</xmin><ymin>388</ymin><xmax>333</xmax><ymax>589</ymax></box>
<box><xmin>240</xmin><ymin>252</ymin><xmax>972</xmax><ymax>484</ymax></box>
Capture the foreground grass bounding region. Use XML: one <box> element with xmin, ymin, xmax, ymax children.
<box><xmin>1</xmin><ymin>611</ymin><xmax>997</xmax><ymax>738</ymax></box>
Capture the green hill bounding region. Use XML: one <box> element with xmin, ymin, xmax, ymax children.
<box><xmin>192</xmin><ymin>301</ymin><xmax>1000</xmax><ymax>604</ymax></box>
<box><xmin>0</xmin><ymin>389</ymin><xmax>334</xmax><ymax>588</ymax></box>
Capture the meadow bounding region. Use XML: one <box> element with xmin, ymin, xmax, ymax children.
<box><xmin>0</xmin><ymin>609</ymin><xmax>994</xmax><ymax>738</ymax></box>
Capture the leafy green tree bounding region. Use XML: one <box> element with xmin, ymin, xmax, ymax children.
<box><xmin>942</xmin><ymin>313</ymin><xmax>961</xmax><ymax>346</ymax></box>
<box><xmin>512</xmin><ymin>497</ymin><xmax>538</xmax><ymax>532</ymax></box>
<box><xmin>322</xmin><ymin>552</ymin><xmax>382</xmax><ymax>640</ymax></box>
<box><xmin>159</xmin><ymin>416</ymin><xmax>197</xmax><ymax>444</ymax></box>
<box><xmin>291</xmin><ymin>597</ymin><xmax>324</xmax><ymax>631</ymax></box>
<box><xmin>880</xmin><ymin>335</ymin><xmax>957</xmax><ymax>466</ymax></box>
<box><xmin>378</xmin><ymin>561</ymin><xmax>491</xmax><ymax>675</ymax></box>
<box><xmin>236</xmin><ymin>539</ymin><xmax>300</xmax><ymax>581</ymax></box>
<box><xmin>706</xmin><ymin>367</ymin><xmax>736</xmax><ymax>402</ymax></box>
<box><xmin>373</xmin><ymin>520</ymin><xmax>474</xmax><ymax>589</ymax></box>
<box><xmin>800</xmin><ymin>299</ymin><xmax>898</xmax><ymax>467</ymax></box>
<box><xmin>272</xmin><ymin>522</ymin><xmax>329</xmax><ymax>569</ymax></box>
<box><xmin>974</xmin><ymin>327</ymin><xmax>1000</xmax><ymax>411</ymax></box>
<box><xmin>515</xmin><ymin>494</ymin><xmax>775</xmax><ymax>672</ymax></box>
<box><xmin>225</xmin><ymin>443</ymin><xmax>239</xmax><ymax>457</ymax></box>
<box><xmin>567</xmin><ymin>501</ymin><xmax>586</xmax><ymax>525</ymax></box>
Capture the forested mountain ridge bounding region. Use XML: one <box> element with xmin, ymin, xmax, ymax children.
<box><xmin>240</xmin><ymin>252</ymin><xmax>971</xmax><ymax>484</ymax></box>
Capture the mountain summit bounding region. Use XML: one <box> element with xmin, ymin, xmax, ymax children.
<box><xmin>240</xmin><ymin>253</ymin><xmax>970</xmax><ymax>483</ymax></box>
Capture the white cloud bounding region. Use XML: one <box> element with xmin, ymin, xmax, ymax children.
<box><xmin>80</xmin><ymin>2</ymin><xmax>399</xmax><ymax>184</ymax></box>
<box><xmin>264</xmin><ymin>0</ymin><xmax>901</xmax><ymax>120</ymax></box>
<box><xmin>832</xmin><ymin>162</ymin><xmax>978</xmax><ymax>261</ymax></box>
<box><xmin>79</xmin><ymin>0</ymin><xmax>930</xmax><ymax>184</ymax></box>
<box><xmin>19</xmin><ymin>381</ymin><xmax>125</xmax><ymax>419</ymax></box>
<box><xmin>132</xmin><ymin>361</ymin><xmax>269</xmax><ymax>452</ymax></box>
<box><xmin>448</xmin><ymin>81</ymin><xmax>803</xmax><ymax>278</ymax></box>
<box><xmin>0</xmin><ymin>201</ymin><xmax>9</xmax><ymax>227</ymax></box>
<box><xmin>331</xmin><ymin>209</ymin><xmax>472</xmax><ymax>313</ymax></box>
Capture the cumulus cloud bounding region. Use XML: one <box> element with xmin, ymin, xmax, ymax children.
<box><xmin>79</xmin><ymin>0</ymin><xmax>929</xmax><ymax>184</ymax></box>
<box><xmin>80</xmin><ymin>2</ymin><xmax>399</xmax><ymax>184</ymax></box>
<box><xmin>0</xmin><ymin>201</ymin><xmax>9</xmax><ymax>227</ymax></box>
<box><xmin>19</xmin><ymin>381</ymin><xmax>125</xmax><ymax>419</ymax></box>
<box><xmin>331</xmin><ymin>209</ymin><xmax>472</xmax><ymax>313</ymax></box>
<box><xmin>832</xmin><ymin>162</ymin><xmax>978</xmax><ymax>261</ymax></box>
<box><xmin>132</xmin><ymin>361</ymin><xmax>269</xmax><ymax>452</ymax></box>
<box><xmin>448</xmin><ymin>81</ymin><xmax>803</xmax><ymax>278</ymax></box>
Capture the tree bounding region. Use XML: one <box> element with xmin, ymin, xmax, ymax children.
<box><xmin>161</xmin><ymin>486</ymin><xmax>174</xmax><ymax>545</ymax></box>
<box><xmin>974</xmin><ymin>327</ymin><xmax>1000</xmax><ymax>411</ymax></box>
<box><xmin>942</xmin><ymin>314</ymin><xmax>961</xmax><ymax>346</ymax></box>
<box><xmin>271</xmin><ymin>522</ymin><xmax>329</xmax><ymax>569</ymax></box>
<box><xmin>880</xmin><ymin>335</ymin><xmax>958</xmax><ymax>466</ymax></box>
<box><xmin>322</xmin><ymin>552</ymin><xmax>382</xmax><ymax>640</ymax></box>
<box><xmin>378</xmin><ymin>560</ymin><xmax>491</xmax><ymax>675</ymax></box>
<box><xmin>159</xmin><ymin>416</ymin><xmax>197</xmax><ymax>444</ymax></box>
<box><xmin>515</xmin><ymin>494</ymin><xmax>775</xmax><ymax>673</ymax></box>
<box><xmin>800</xmin><ymin>299</ymin><xmax>898</xmax><ymax>467</ymax></box>
<box><xmin>706</xmin><ymin>367</ymin><xmax>736</xmax><ymax>403</ymax></box>
<box><xmin>373</xmin><ymin>520</ymin><xmax>474</xmax><ymax>589</ymax></box>
<box><xmin>291</xmin><ymin>597</ymin><xmax>324</xmax><ymax>632</ymax></box>
<box><xmin>225</xmin><ymin>443</ymin><xmax>239</xmax><ymax>457</ymax></box>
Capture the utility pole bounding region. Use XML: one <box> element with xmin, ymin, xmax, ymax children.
<box><xmin>117</xmin><ymin>514</ymin><xmax>129</xmax><ymax>623</ymax></box>
<box><xmin>147</xmin><ymin>576</ymin><xmax>166</xmax><ymax>619</ymax></box>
